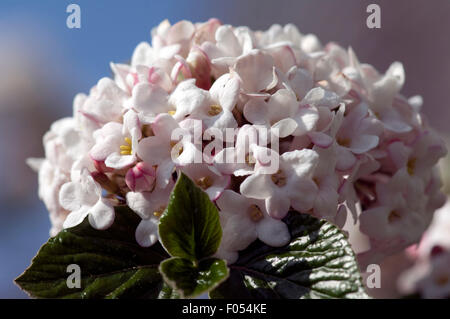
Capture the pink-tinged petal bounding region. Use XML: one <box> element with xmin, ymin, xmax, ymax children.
<box><xmin>152</xmin><ymin>113</ymin><xmax>180</xmax><ymax>139</ymax></box>
<box><xmin>168</xmin><ymin>20</ymin><xmax>195</xmax><ymax>44</ymax></box>
<box><xmin>266</xmin><ymin>89</ymin><xmax>298</xmax><ymax>121</ymax></box>
<box><xmin>136</xmin><ymin>218</ymin><xmax>159</xmax><ymax>247</ymax></box>
<box><xmin>266</xmin><ymin>193</ymin><xmax>290</xmax><ymax>219</ymax></box>
<box><xmin>90</xmin><ymin>136</ymin><xmax>120</xmax><ymax>162</ymax></box>
<box><xmin>125</xmin><ymin>162</ymin><xmax>156</xmax><ymax>192</ymax></box>
<box><xmin>138</xmin><ymin>136</ymin><xmax>170</xmax><ymax>165</ymax></box>
<box><xmin>129</xmin><ymin>83</ymin><xmax>169</xmax><ymax>115</ymax></box>
<box><xmin>335</xmin><ymin>147</ymin><xmax>356</xmax><ymax>171</ymax></box>
<box><xmin>381</xmin><ymin>115</ymin><xmax>412</xmax><ymax>133</ymax></box>
<box><xmin>302</xmin><ymin>87</ymin><xmax>340</xmax><ymax>108</ymax></box>
<box><xmin>210</xmin><ymin>73</ymin><xmax>240</xmax><ymax>111</ymax></box>
<box><xmin>243</xmin><ymin>98</ymin><xmax>269</xmax><ymax>125</ymax></box>
<box><xmin>307</xmin><ymin>132</ymin><xmax>333</xmax><ymax>148</ymax></box>
<box><xmin>234</xmin><ymin>50</ymin><xmax>276</xmax><ymax>93</ymax></box>
<box><xmin>292</xmin><ymin>106</ymin><xmax>319</xmax><ymax>135</ymax></box>
<box><xmin>256</xmin><ymin>217</ymin><xmax>290</xmax><ymax>247</ymax></box>
<box><xmin>387</xmin><ymin>141</ymin><xmax>410</xmax><ymax>169</ymax></box>
<box><xmin>266</xmin><ymin>44</ymin><xmax>297</xmax><ymax>73</ymax></box>
<box><xmin>215</xmin><ymin>25</ymin><xmax>241</xmax><ymax>57</ymax></box>
<box><xmin>105</xmin><ymin>153</ymin><xmax>136</xmax><ymax>170</ymax></box>
<box><xmin>287</xmin><ymin>67</ymin><xmax>313</xmax><ymax>99</ymax></box>
<box><xmin>88</xmin><ymin>198</ymin><xmax>115</xmax><ymax>230</ymax></box>
<box><xmin>240</xmin><ymin>173</ymin><xmax>274</xmax><ymax>199</ymax></box>
<box><xmin>272</xmin><ymin>118</ymin><xmax>297</xmax><ymax>138</ymax></box>
<box><xmin>349</xmin><ymin>134</ymin><xmax>379</xmax><ymax>154</ymax></box>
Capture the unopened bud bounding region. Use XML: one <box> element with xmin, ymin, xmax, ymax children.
<box><xmin>125</xmin><ymin>162</ymin><xmax>156</xmax><ymax>192</ymax></box>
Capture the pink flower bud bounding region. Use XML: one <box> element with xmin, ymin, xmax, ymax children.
<box><xmin>125</xmin><ymin>162</ymin><xmax>156</xmax><ymax>192</ymax></box>
<box><xmin>187</xmin><ymin>47</ymin><xmax>212</xmax><ymax>90</ymax></box>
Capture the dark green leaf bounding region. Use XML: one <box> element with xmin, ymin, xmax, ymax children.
<box><xmin>15</xmin><ymin>206</ymin><xmax>169</xmax><ymax>299</ymax></box>
<box><xmin>158</xmin><ymin>173</ymin><xmax>222</xmax><ymax>261</ymax></box>
<box><xmin>210</xmin><ymin>212</ymin><xmax>369</xmax><ymax>299</ymax></box>
<box><xmin>160</xmin><ymin>257</ymin><xmax>229</xmax><ymax>298</ymax></box>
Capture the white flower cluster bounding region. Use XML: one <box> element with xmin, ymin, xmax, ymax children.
<box><xmin>29</xmin><ymin>19</ymin><xmax>447</xmax><ymax>265</ymax></box>
<box><xmin>399</xmin><ymin>200</ymin><xmax>450</xmax><ymax>298</ymax></box>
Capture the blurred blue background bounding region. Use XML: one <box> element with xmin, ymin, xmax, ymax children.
<box><xmin>1</xmin><ymin>0</ymin><xmax>450</xmax><ymax>298</ymax></box>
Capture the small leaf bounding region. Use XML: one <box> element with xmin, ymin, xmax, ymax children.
<box><xmin>15</xmin><ymin>206</ymin><xmax>169</xmax><ymax>299</ymax></box>
<box><xmin>158</xmin><ymin>172</ymin><xmax>222</xmax><ymax>261</ymax></box>
<box><xmin>210</xmin><ymin>212</ymin><xmax>369</xmax><ymax>299</ymax></box>
<box><xmin>160</xmin><ymin>257</ymin><xmax>229</xmax><ymax>298</ymax></box>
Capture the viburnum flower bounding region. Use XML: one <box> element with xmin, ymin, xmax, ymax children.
<box><xmin>398</xmin><ymin>200</ymin><xmax>450</xmax><ymax>298</ymax></box>
<box><xmin>28</xmin><ymin>19</ymin><xmax>447</xmax><ymax>272</ymax></box>
<box><xmin>59</xmin><ymin>168</ymin><xmax>115</xmax><ymax>230</ymax></box>
<box><xmin>240</xmin><ymin>149</ymin><xmax>319</xmax><ymax>219</ymax></box>
<box><xmin>126</xmin><ymin>180</ymin><xmax>174</xmax><ymax>247</ymax></box>
<box><xmin>215</xmin><ymin>190</ymin><xmax>291</xmax><ymax>264</ymax></box>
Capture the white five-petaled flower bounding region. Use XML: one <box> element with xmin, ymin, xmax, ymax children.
<box><xmin>215</xmin><ymin>190</ymin><xmax>290</xmax><ymax>264</ymax></box>
<box><xmin>90</xmin><ymin>111</ymin><xmax>141</xmax><ymax>170</ymax></box>
<box><xmin>59</xmin><ymin>168</ymin><xmax>115</xmax><ymax>230</ymax></box>
<box><xmin>126</xmin><ymin>180</ymin><xmax>174</xmax><ymax>247</ymax></box>
<box><xmin>241</xmin><ymin>149</ymin><xmax>319</xmax><ymax>219</ymax></box>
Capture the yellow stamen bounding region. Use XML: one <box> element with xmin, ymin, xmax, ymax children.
<box><xmin>208</xmin><ymin>104</ymin><xmax>222</xmax><ymax>116</ymax></box>
<box><xmin>120</xmin><ymin>137</ymin><xmax>133</xmax><ymax>156</ymax></box>
<box><xmin>337</xmin><ymin>137</ymin><xmax>351</xmax><ymax>147</ymax></box>
<box><xmin>407</xmin><ymin>158</ymin><xmax>416</xmax><ymax>176</ymax></box>
<box><xmin>245</xmin><ymin>153</ymin><xmax>256</xmax><ymax>165</ymax></box>
<box><xmin>196</xmin><ymin>176</ymin><xmax>213</xmax><ymax>190</ymax></box>
<box><xmin>388</xmin><ymin>210</ymin><xmax>401</xmax><ymax>223</ymax></box>
<box><xmin>271</xmin><ymin>170</ymin><xmax>287</xmax><ymax>187</ymax></box>
<box><xmin>168</xmin><ymin>110</ymin><xmax>176</xmax><ymax>115</ymax></box>
<box><xmin>170</xmin><ymin>141</ymin><xmax>183</xmax><ymax>157</ymax></box>
<box><xmin>153</xmin><ymin>206</ymin><xmax>166</xmax><ymax>217</ymax></box>
<box><xmin>248</xmin><ymin>204</ymin><xmax>264</xmax><ymax>222</ymax></box>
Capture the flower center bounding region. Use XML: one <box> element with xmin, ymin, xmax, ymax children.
<box><xmin>170</xmin><ymin>141</ymin><xmax>184</xmax><ymax>157</ymax></box>
<box><xmin>248</xmin><ymin>204</ymin><xmax>264</xmax><ymax>222</ymax></box>
<box><xmin>245</xmin><ymin>153</ymin><xmax>256</xmax><ymax>166</ymax></box>
<box><xmin>388</xmin><ymin>210</ymin><xmax>401</xmax><ymax>223</ymax></box>
<box><xmin>120</xmin><ymin>137</ymin><xmax>132</xmax><ymax>155</ymax></box>
<box><xmin>196</xmin><ymin>176</ymin><xmax>212</xmax><ymax>190</ymax></box>
<box><xmin>168</xmin><ymin>110</ymin><xmax>176</xmax><ymax>115</ymax></box>
<box><xmin>208</xmin><ymin>104</ymin><xmax>222</xmax><ymax>116</ymax></box>
<box><xmin>142</xmin><ymin>124</ymin><xmax>154</xmax><ymax>137</ymax></box>
<box><xmin>153</xmin><ymin>206</ymin><xmax>166</xmax><ymax>217</ymax></box>
<box><xmin>407</xmin><ymin>158</ymin><xmax>416</xmax><ymax>175</ymax></box>
<box><xmin>337</xmin><ymin>137</ymin><xmax>351</xmax><ymax>147</ymax></box>
<box><xmin>271</xmin><ymin>169</ymin><xmax>287</xmax><ymax>187</ymax></box>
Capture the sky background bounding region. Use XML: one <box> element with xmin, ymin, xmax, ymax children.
<box><xmin>1</xmin><ymin>0</ymin><xmax>450</xmax><ymax>298</ymax></box>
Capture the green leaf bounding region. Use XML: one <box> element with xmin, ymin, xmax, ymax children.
<box><xmin>158</xmin><ymin>172</ymin><xmax>222</xmax><ymax>261</ymax></box>
<box><xmin>160</xmin><ymin>257</ymin><xmax>229</xmax><ymax>298</ymax></box>
<box><xmin>210</xmin><ymin>212</ymin><xmax>369</xmax><ymax>299</ymax></box>
<box><xmin>157</xmin><ymin>173</ymin><xmax>228</xmax><ymax>297</ymax></box>
<box><xmin>15</xmin><ymin>206</ymin><xmax>170</xmax><ymax>299</ymax></box>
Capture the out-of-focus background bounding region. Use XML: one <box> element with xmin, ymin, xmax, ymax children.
<box><xmin>1</xmin><ymin>0</ymin><xmax>450</xmax><ymax>298</ymax></box>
